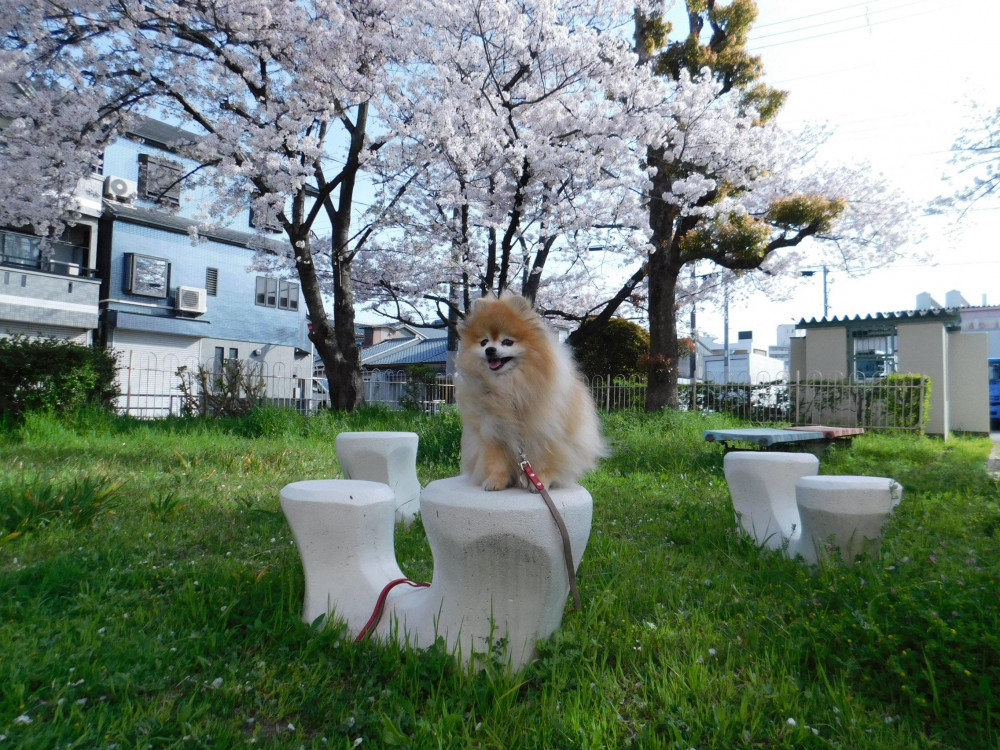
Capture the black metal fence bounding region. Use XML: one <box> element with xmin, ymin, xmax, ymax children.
<box><xmin>113</xmin><ymin>360</ymin><xmax>929</xmax><ymax>432</ymax></box>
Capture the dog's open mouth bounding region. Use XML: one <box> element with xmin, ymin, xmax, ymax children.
<box><xmin>487</xmin><ymin>356</ymin><xmax>513</xmax><ymax>371</ymax></box>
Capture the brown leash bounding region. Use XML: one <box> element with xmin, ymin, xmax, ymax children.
<box><xmin>518</xmin><ymin>450</ymin><xmax>582</xmax><ymax>610</ymax></box>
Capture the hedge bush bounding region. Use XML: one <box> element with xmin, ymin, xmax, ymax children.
<box><xmin>0</xmin><ymin>336</ymin><xmax>120</xmax><ymax>420</ymax></box>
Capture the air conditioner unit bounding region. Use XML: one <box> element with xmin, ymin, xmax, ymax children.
<box><xmin>175</xmin><ymin>286</ymin><xmax>207</xmax><ymax>315</ymax></box>
<box><xmin>103</xmin><ymin>175</ymin><xmax>137</xmax><ymax>202</ymax></box>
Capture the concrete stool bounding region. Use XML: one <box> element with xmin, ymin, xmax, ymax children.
<box><xmin>280</xmin><ymin>475</ymin><xmax>593</xmax><ymax>669</ymax></box>
<box><xmin>335</xmin><ymin>431</ymin><xmax>421</xmax><ymax>524</ymax></box>
<box><xmin>793</xmin><ymin>475</ymin><xmax>902</xmax><ymax>564</ymax></box>
<box><xmin>380</xmin><ymin>476</ymin><xmax>593</xmax><ymax>669</ymax></box>
<box><xmin>723</xmin><ymin>451</ymin><xmax>819</xmax><ymax>549</ymax></box>
<box><xmin>376</xmin><ymin>476</ymin><xmax>594</xmax><ymax>669</ymax></box>
<box><xmin>280</xmin><ymin>479</ymin><xmax>406</xmax><ymax>628</ymax></box>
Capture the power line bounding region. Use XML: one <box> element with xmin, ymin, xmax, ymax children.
<box><xmin>749</xmin><ymin>7</ymin><xmax>937</xmax><ymax>51</ymax></box>
<box><xmin>752</xmin><ymin>0</ymin><xmax>932</xmax><ymax>30</ymax></box>
<box><xmin>749</xmin><ymin>0</ymin><xmax>935</xmax><ymax>41</ymax></box>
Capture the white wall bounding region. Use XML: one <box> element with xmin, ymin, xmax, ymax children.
<box><xmin>703</xmin><ymin>352</ymin><xmax>787</xmax><ymax>384</ymax></box>
<box><xmin>948</xmin><ymin>331</ymin><xmax>990</xmax><ymax>434</ymax></box>
<box><xmin>959</xmin><ymin>308</ymin><xmax>1000</xmax><ymax>358</ymax></box>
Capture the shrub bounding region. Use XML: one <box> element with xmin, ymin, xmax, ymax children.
<box><xmin>176</xmin><ymin>360</ymin><xmax>267</xmax><ymax>417</ymax></box>
<box><xmin>398</xmin><ymin>365</ymin><xmax>446</xmax><ymax>412</ymax></box>
<box><xmin>571</xmin><ymin>317</ymin><xmax>649</xmax><ymax>379</ymax></box>
<box><xmin>0</xmin><ymin>335</ymin><xmax>120</xmax><ymax>420</ymax></box>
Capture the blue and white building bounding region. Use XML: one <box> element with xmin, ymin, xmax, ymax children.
<box><xmin>1</xmin><ymin>117</ymin><xmax>315</xmax><ymax>415</ymax></box>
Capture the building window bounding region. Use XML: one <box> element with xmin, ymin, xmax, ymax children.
<box><xmin>0</xmin><ymin>231</ymin><xmax>39</xmax><ymax>267</ymax></box>
<box><xmin>256</xmin><ymin>276</ymin><xmax>278</xmax><ymax>307</ymax></box>
<box><xmin>851</xmin><ymin>327</ymin><xmax>897</xmax><ymax>380</ymax></box>
<box><xmin>138</xmin><ymin>153</ymin><xmax>182</xmax><ymax>207</ymax></box>
<box><xmin>256</xmin><ymin>276</ymin><xmax>298</xmax><ymax>310</ymax></box>
<box><xmin>206</xmin><ymin>267</ymin><xmax>218</xmax><ymax>296</ymax></box>
<box><xmin>279</xmin><ymin>279</ymin><xmax>299</xmax><ymax>310</ymax></box>
<box><xmin>124</xmin><ymin>253</ymin><xmax>170</xmax><ymax>298</ymax></box>
<box><xmin>214</xmin><ymin>346</ymin><xmax>225</xmax><ymax>372</ymax></box>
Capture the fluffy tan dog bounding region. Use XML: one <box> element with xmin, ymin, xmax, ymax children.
<box><xmin>455</xmin><ymin>293</ymin><xmax>606</xmax><ymax>491</ymax></box>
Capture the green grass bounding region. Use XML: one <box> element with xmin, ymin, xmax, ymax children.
<box><xmin>0</xmin><ymin>406</ymin><xmax>997</xmax><ymax>748</ymax></box>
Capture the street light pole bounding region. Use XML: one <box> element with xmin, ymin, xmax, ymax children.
<box><xmin>723</xmin><ymin>272</ymin><xmax>730</xmax><ymax>385</ymax></box>
<box><xmin>801</xmin><ymin>265</ymin><xmax>830</xmax><ymax>319</ymax></box>
<box><xmin>690</xmin><ymin>265</ymin><xmax>697</xmax><ymax>410</ymax></box>
<box><xmin>821</xmin><ymin>265</ymin><xmax>829</xmax><ymax>318</ymax></box>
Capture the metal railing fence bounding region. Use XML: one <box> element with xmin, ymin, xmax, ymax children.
<box><xmin>112</xmin><ymin>359</ymin><xmax>930</xmax><ymax>432</ymax></box>
<box><xmin>115</xmin><ymin>355</ymin><xmax>321</xmax><ymax>418</ymax></box>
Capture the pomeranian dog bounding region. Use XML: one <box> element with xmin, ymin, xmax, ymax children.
<box><xmin>455</xmin><ymin>293</ymin><xmax>606</xmax><ymax>491</ymax></box>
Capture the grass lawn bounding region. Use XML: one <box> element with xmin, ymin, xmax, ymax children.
<box><xmin>0</xmin><ymin>406</ymin><xmax>998</xmax><ymax>748</ymax></box>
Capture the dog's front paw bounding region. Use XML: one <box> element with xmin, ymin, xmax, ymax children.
<box><xmin>482</xmin><ymin>474</ymin><xmax>511</xmax><ymax>491</ymax></box>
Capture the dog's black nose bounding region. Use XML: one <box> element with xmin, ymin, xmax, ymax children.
<box><xmin>484</xmin><ymin>347</ymin><xmax>497</xmax><ymax>357</ymax></box>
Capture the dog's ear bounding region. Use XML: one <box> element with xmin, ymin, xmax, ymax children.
<box><xmin>456</xmin><ymin>308</ymin><xmax>470</xmax><ymax>336</ymax></box>
<box><xmin>457</xmin><ymin>293</ymin><xmax>492</xmax><ymax>335</ymax></box>
<box><xmin>499</xmin><ymin>290</ymin><xmax>534</xmax><ymax>315</ymax></box>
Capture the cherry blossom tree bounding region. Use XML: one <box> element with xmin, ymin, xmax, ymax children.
<box><xmin>351</xmin><ymin>1</ymin><xmax>915</xmax><ymax>414</ymax></box>
<box><xmin>0</xmin><ymin>0</ymin><xmax>413</xmax><ymax>410</ymax></box>
<box><xmin>938</xmin><ymin>100</ymin><xmax>1000</xmax><ymax>216</ymax></box>
<box><xmin>352</xmin><ymin>0</ymin><xmax>658</xmax><ymax>342</ymax></box>
<box><xmin>571</xmin><ymin>1</ymin><xmax>917</xmax><ymax>411</ymax></box>
<box><xmin>1</xmin><ymin>0</ymin><xmax>917</xmax><ymax>415</ymax></box>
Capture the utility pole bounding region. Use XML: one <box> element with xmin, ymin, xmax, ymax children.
<box><xmin>801</xmin><ymin>265</ymin><xmax>830</xmax><ymax>319</ymax></box>
<box><xmin>690</xmin><ymin>265</ymin><xmax>697</xmax><ymax>410</ymax></box>
<box><xmin>723</xmin><ymin>272</ymin><xmax>730</xmax><ymax>385</ymax></box>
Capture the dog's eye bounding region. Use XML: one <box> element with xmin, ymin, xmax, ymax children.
<box><xmin>480</xmin><ymin>339</ymin><xmax>488</xmax><ymax>347</ymax></box>
<box><xmin>501</xmin><ymin>339</ymin><xmax>514</xmax><ymax>347</ymax></box>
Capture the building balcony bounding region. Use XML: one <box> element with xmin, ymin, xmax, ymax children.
<box><xmin>0</xmin><ymin>229</ymin><xmax>97</xmax><ymax>279</ymax></box>
<box><xmin>0</xmin><ymin>230</ymin><xmax>100</xmax><ymax>334</ymax></box>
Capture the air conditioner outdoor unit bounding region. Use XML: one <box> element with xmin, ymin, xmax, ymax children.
<box><xmin>175</xmin><ymin>286</ymin><xmax>207</xmax><ymax>315</ymax></box>
<box><xmin>103</xmin><ymin>175</ymin><xmax>137</xmax><ymax>202</ymax></box>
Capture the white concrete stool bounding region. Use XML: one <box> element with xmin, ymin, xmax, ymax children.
<box><xmin>723</xmin><ymin>451</ymin><xmax>819</xmax><ymax>549</ymax></box>
<box><xmin>380</xmin><ymin>476</ymin><xmax>593</xmax><ymax>669</ymax></box>
<box><xmin>335</xmin><ymin>431</ymin><xmax>421</xmax><ymax>524</ymax></box>
<box><xmin>793</xmin><ymin>475</ymin><xmax>902</xmax><ymax>564</ymax></box>
<box><xmin>280</xmin><ymin>479</ymin><xmax>406</xmax><ymax>628</ymax></box>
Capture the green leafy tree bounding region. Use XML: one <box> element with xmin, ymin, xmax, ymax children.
<box><xmin>571</xmin><ymin>318</ymin><xmax>649</xmax><ymax>379</ymax></box>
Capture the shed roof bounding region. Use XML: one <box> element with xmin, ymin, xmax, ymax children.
<box><xmin>797</xmin><ymin>308</ymin><xmax>963</xmax><ymax>330</ymax></box>
<box><xmin>362</xmin><ymin>337</ymin><xmax>449</xmax><ymax>368</ymax></box>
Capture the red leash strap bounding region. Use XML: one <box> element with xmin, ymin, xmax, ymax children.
<box><xmin>519</xmin><ymin>453</ymin><xmax>583</xmax><ymax>611</ymax></box>
<box><xmin>354</xmin><ymin>577</ymin><xmax>430</xmax><ymax>644</ymax></box>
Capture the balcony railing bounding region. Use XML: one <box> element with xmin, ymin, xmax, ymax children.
<box><xmin>0</xmin><ymin>229</ymin><xmax>96</xmax><ymax>279</ymax></box>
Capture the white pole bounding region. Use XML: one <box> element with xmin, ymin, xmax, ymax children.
<box><xmin>723</xmin><ymin>273</ymin><xmax>730</xmax><ymax>385</ymax></box>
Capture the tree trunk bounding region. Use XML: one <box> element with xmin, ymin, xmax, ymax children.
<box><xmin>645</xmin><ymin>250</ymin><xmax>680</xmax><ymax>411</ymax></box>
<box><xmin>310</xmin><ymin>103</ymin><xmax>368</xmax><ymax>411</ymax></box>
<box><xmin>297</xmin><ymin>234</ymin><xmax>362</xmax><ymax>411</ymax></box>
<box><xmin>324</xmin><ymin>206</ymin><xmax>363</xmax><ymax>410</ymax></box>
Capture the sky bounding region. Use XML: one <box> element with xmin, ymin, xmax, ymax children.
<box><xmin>692</xmin><ymin>0</ymin><xmax>1000</xmax><ymax>347</ymax></box>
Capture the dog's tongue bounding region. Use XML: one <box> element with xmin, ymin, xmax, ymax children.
<box><xmin>489</xmin><ymin>359</ymin><xmax>503</xmax><ymax>370</ymax></box>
